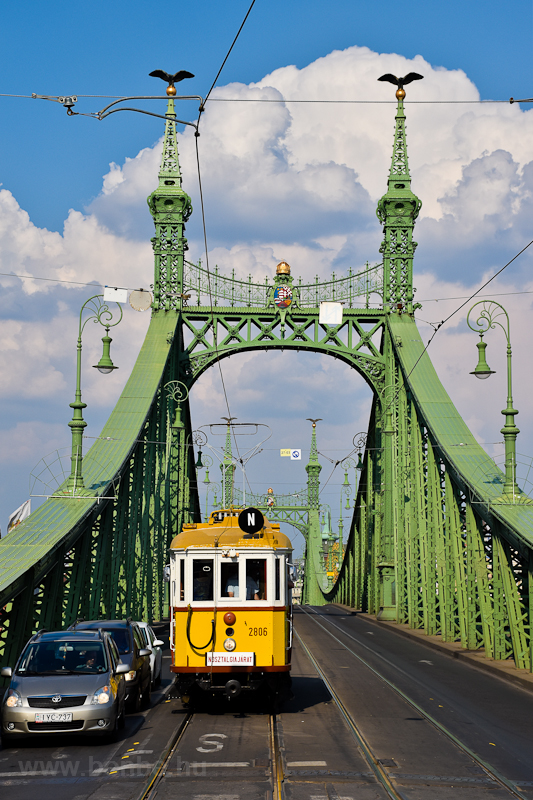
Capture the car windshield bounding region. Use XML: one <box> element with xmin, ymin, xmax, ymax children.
<box><xmin>16</xmin><ymin>641</ymin><xmax>107</xmax><ymax>675</ymax></box>
<box><xmin>102</xmin><ymin>628</ymin><xmax>131</xmax><ymax>655</ymax></box>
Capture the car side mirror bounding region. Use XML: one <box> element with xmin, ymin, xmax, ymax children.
<box><xmin>115</xmin><ymin>663</ymin><xmax>129</xmax><ymax>675</ymax></box>
<box><xmin>153</xmin><ymin>639</ymin><xmax>164</xmax><ymax>647</ymax></box>
<box><xmin>139</xmin><ymin>648</ymin><xmax>151</xmax><ymax>657</ymax></box>
<box><xmin>1</xmin><ymin>667</ymin><xmax>12</xmax><ymax>678</ymax></box>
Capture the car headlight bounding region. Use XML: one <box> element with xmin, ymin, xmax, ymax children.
<box><xmin>223</xmin><ymin>638</ymin><xmax>236</xmax><ymax>652</ymax></box>
<box><xmin>5</xmin><ymin>689</ymin><xmax>22</xmax><ymax>708</ymax></box>
<box><xmin>125</xmin><ymin>670</ymin><xmax>136</xmax><ymax>682</ymax></box>
<box><xmin>91</xmin><ymin>686</ymin><xmax>111</xmax><ymax>705</ymax></box>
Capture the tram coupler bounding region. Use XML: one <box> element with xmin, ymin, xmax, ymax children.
<box><xmin>225</xmin><ymin>679</ymin><xmax>242</xmax><ymax>699</ymax></box>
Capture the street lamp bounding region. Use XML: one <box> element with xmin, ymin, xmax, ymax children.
<box><xmin>67</xmin><ymin>294</ymin><xmax>123</xmax><ymax>493</ymax></box>
<box><xmin>467</xmin><ymin>300</ymin><xmax>529</xmax><ymax>502</ymax></box>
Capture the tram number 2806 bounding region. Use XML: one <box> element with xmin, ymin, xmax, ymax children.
<box><xmin>248</xmin><ymin>627</ymin><xmax>268</xmax><ymax>636</ymax></box>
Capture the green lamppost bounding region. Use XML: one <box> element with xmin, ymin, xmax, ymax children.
<box><xmin>67</xmin><ymin>294</ymin><xmax>123</xmax><ymax>493</ymax></box>
<box><xmin>467</xmin><ymin>300</ymin><xmax>529</xmax><ymax>502</ymax></box>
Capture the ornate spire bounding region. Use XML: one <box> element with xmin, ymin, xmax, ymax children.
<box><xmin>147</xmin><ymin>98</ymin><xmax>192</xmax><ymax>311</ymax></box>
<box><xmin>220</xmin><ymin>418</ymin><xmax>236</xmax><ymax>506</ymax></box>
<box><xmin>376</xmin><ymin>88</ymin><xmax>422</xmax><ymax>315</ymax></box>
<box><xmin>305</xmin><ymin>420</ymin><xmax>322</xmax><ymax>510</ymax></box>
<box><xmin>158</xmin><ymin>98</ymin><xmax>183</xmax><ymax>185</ymax></box>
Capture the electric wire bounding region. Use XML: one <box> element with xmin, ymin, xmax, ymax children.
<box><xmin>192</xmin><ymin>1</ymin><xmax>259</xmax><ymax>496</ymax></box>
<box><xmin>203</xmin><ymin>0</ymin><xmax>257</xmax><ymax>106</ymax></box>
<box><xmin>314</xmin><ymin>236</ymin><xmax>533</xmax><ymax>527</ymax></box>
<box><xmin>400</xmin><ymin>236</ymin><xmax>533</xmax><ymax>388</ymax></box>
<box><xmin>302</xmin><ymin>607</ymin><xmax>530</xmax><ymax>800</ymax></box>
<box><xmin>208</xmin><ymin>97</ymin><xmax>510</xmax><ymax>105</ymax></box>
<box><xmin>0</xmin><ymin>93</ymin><xmax>515</xmax><ymax>105</ymax></box>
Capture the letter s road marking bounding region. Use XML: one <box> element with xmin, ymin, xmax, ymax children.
<box><xmin>196</xmin><ymin>733</ymin><xmax>227</xmax><ymax>753</ymax></box>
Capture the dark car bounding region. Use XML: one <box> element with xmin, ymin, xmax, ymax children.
<box><xmin>68</xmin><ymin>620</ymin><xmax>152</xmax><ymax>712</ymax></box>
<box><xmin>1</xmin><ymin>630</ymin><xmax>128</xmax><ymax>745</ymax></box>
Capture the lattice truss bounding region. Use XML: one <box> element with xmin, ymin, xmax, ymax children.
<box><xmin>179</xmin><ymin>309</ymin><xmax>387</xmax><ymax>390</ymax></box>
<box><xmin>234</xmin><ymin>487</ymin><xmax>311</xmax><ymax>539</ymax></box>
<box><xmin>0</xmin><ymin>358</ymin><xmax>202</xmax><ymax>669</ymax></box>
<box><xmin>327</xmin><ymin>371</ymin><xmax>533</xmax><ymax>671</ymax></box>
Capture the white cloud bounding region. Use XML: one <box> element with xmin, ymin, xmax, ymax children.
<box><xmin>3</xmin><ymin>43</ymin><xmax>533</xmax><ymax>524</ymax></box>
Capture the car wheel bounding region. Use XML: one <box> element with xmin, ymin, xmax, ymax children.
<box><xmin>154</xmin><ymin>668</ymin><xmax>162</xmax><ymax>688</ymax></box>
<box><xmin>1</xmin><ymin>733</ymin><xmax>17</xmax><ymax>748</ymax></box>
<box><xmin>117</xmin><ymin>699</ymin><xmax>126</xmax><ymax>729</ymax></box>
<box><xmin>127</xmin><ymin>684</ymin><xmax>142</xmax><ymax>713</ymax></box>
<box><xmin>141</xmin><ymin>679</ymin><xmax>151</xmax><ymax>710</ymax></box>
<box><xmin>103</xmin><ymin>712</ymin><xmax>120</xmax><ymax>744</ymax></box>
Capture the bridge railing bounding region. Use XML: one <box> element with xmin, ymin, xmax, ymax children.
<box><xmin>182</xmin><ymin>260</ymin><xmax>383</xmax><ymax>308</ymax></box>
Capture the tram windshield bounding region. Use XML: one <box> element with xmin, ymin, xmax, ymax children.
<box><xmin>192</xmin><ymin>559</ymin><xmax>214</xmax><ymax>601</ymax></box>
<box><xmin>221</xmin><ymin>563</ymin><xmax>240</xmax><ymax>598</ymax></box>
<box><xmin>246</xmin><ymin>559</ymin><xmax>266</xmax><ymax>600</ymax></box>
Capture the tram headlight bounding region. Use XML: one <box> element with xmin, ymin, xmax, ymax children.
<box><xmin>223</xmin><ymin>638</ymin><xmax>236</xmax><ymax>652</ymax></box>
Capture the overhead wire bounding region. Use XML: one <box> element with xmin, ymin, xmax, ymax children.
<box><xmin>0</xmin><ymin>93</ymin><xmax>515</xmax><ymax>105</ymax></box>
<box><xmin>313</xmin><ymin>236</ymin><xmax>533</xmax><ymax>509</ymax></box>
<box><xmin>193</xmin><ymin>0</ymin><xmax>258</xmax><ymax>499</ymax></box>
<box><xmin>203</xmin><ymin>0</ymin><xmax>257</xmax><ymax>106</ymax></box>
<box><xmin>208</xmin><ymin>97</ymin><xmax>510</xmax><ymax>105</ymax></box>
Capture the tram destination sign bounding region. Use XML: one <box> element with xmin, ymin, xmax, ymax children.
<box><xmin>238</xmin><ymin>507</ymin><xmax>264</xmax><ymax>534</ymax></box>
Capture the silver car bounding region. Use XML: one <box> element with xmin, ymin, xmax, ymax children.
<box><xmin>1</xmin><ymin>630</ymin><xmax>128</xmax><ymax>745</ymax></box>
<box><xmin>135</xmin><ymin>622</ymin><xmax>164</xmax><ymax>687</ymax></box>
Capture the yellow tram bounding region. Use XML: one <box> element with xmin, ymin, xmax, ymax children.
<box><xmin>169</xmin><ymin>509</ymin><xmax>293</xmax><ymax>704</ymax></box>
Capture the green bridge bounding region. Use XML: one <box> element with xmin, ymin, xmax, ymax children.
<box><xmin>1</xmin><ymin>86</ymin><xmax>533</xmax><ymax>677</ymax></box>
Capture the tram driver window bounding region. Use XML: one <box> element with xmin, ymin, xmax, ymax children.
<box><xmin>193</xmin><ymin>559</ymin><xmax>214</xmax><ymax>601</ymax></box>
<box><xmin>221</xmin><ymin>563</ymin><xmax>239</xmax><ymax>598</ymax></box>
<box><xmin>246</xmin><ymin>559</ymin><xmax>266</xmax><ymax>600</ymax></box>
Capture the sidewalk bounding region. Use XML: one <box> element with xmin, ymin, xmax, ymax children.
<box><xmin>331</xmin><ymin>604</ymin><xmax>533</xmax><ymax>694</ymax></box>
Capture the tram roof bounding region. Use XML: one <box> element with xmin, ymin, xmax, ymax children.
<box><xmin>170</xmin><ymin>509</ymin><xmax>292</xmax><ymax>551</ymax></box>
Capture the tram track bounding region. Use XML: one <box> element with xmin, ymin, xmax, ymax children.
<box><xmin>132</xmin><ymin>710</ymin><xmax>193</xmax><ymax>800</ymax></box>
<box><xmin>131</xmin><ymin>705</ymin><xmax>285</xmax><ymax>800</ymax></box>
<box><xmin>299</xmin><ymin>604</ymin><xmax>531</xmax><ymax>800</ymax></box>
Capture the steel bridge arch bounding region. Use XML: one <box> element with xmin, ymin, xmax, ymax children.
<box><xmin>176</xmin><ymin>305</ymin><xmax>387</xmax><ymax>398</ymax></box>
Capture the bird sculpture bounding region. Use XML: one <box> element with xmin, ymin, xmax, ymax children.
<box><xmin>378</xmin><ymin>72</ymin><xmax>423</xmax><ymax>99</ymax></box>
<box><xmin>306</xmin><ymin>418</ymin><xmax>323</xmax><ymax>427</ymax></box>
<box><xmin>149</xmin><ymin>69</ymin><xmax>195</xmax><ymax>96</ymax></box>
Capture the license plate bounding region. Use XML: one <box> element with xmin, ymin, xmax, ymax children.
<box><xmin>206</xmin><ymin>652</ymin><xmax>255</xmax><ymax>666</ymax></box>
<box><xmin>34</xmin><ymin>712</ymin><xmax>73</xmax><ymax>723</ymax></box>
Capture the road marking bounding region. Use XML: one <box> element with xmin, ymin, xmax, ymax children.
<box><xmin>287</xmin><ymin>761</ymin><xmax>327</xmax><ymax>767</ymax></box>
<box><xmin>419</xmin><ymin>660</ymin><xmax>433</xmax><ymax>665</ymax></box>
<box><xmin>106</xmin><ymin>763</ymin><xmax>154</xmax><ymax>773</ymax></box>
<box><xmin>189</xmin><ymin>762</ymin><xmax>250</xmax><ymax>768</ymax></box>
<box><xmin>197</xmin><ymin>733</ymin><xmax>227</xmax><ymax>753</ymax></box>
<box><xmin>192</xmin><ymin>795</ymin><xmax>240</xmax><ymax>800</ymax></box>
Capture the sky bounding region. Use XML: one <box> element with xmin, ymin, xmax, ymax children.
<box><xmin>1</xmin><ymin>1</ymin><xmax>533</xmax><ymax>554</ymax></box>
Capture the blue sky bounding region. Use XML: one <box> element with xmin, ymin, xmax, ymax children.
<box><xmin>1</xmin><ymin>1</ymin><xmax>533</xmax><ymax>548</ymax></box>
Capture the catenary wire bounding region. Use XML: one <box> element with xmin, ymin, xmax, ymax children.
<box><xmin>315</xmin><ymin>237</ymin><xmax>533</xmax><ymax>507</ymax></box>
<box><xmin>208</xmin><ymin>97</ymin><xmax>510</xmax><ymax>104</ymax></box>
<box><xmin>203</xmin><ymin>0</ymin><xmax>257</xmax><ymax>106</ymax></box>
<box><xmin>0</xmin><ymin>93</ymin><xmax>516</xmax><ymax>105</ymax></box>
<box><xmin>193</xmin><ymin>1</ymin><xmax>260</xmax><ymax>493</ymax></box>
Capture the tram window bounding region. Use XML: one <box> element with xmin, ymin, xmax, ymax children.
<box><xmin>179</xmin><ymin>558</ymin><xmax>185</xmax><ymax>601</ymax></box>
<box><xmin>221</xmin><ymin>563</ymin><xmax>240</xmax><ymax>598</ymax></box>
<box><xmin>246</xmin><ymin>559</ymin><xmax>266</xmax><ymax>600</ymax></box>
<box><xmin>275</xmin><ymin>558</ymin><xmax>280</xmax><ymax>601</ymax></box>
<box><xmin>192</xmin><ymin>559</ymin><xmax>214</xmax><ymax>601</ymax></box>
